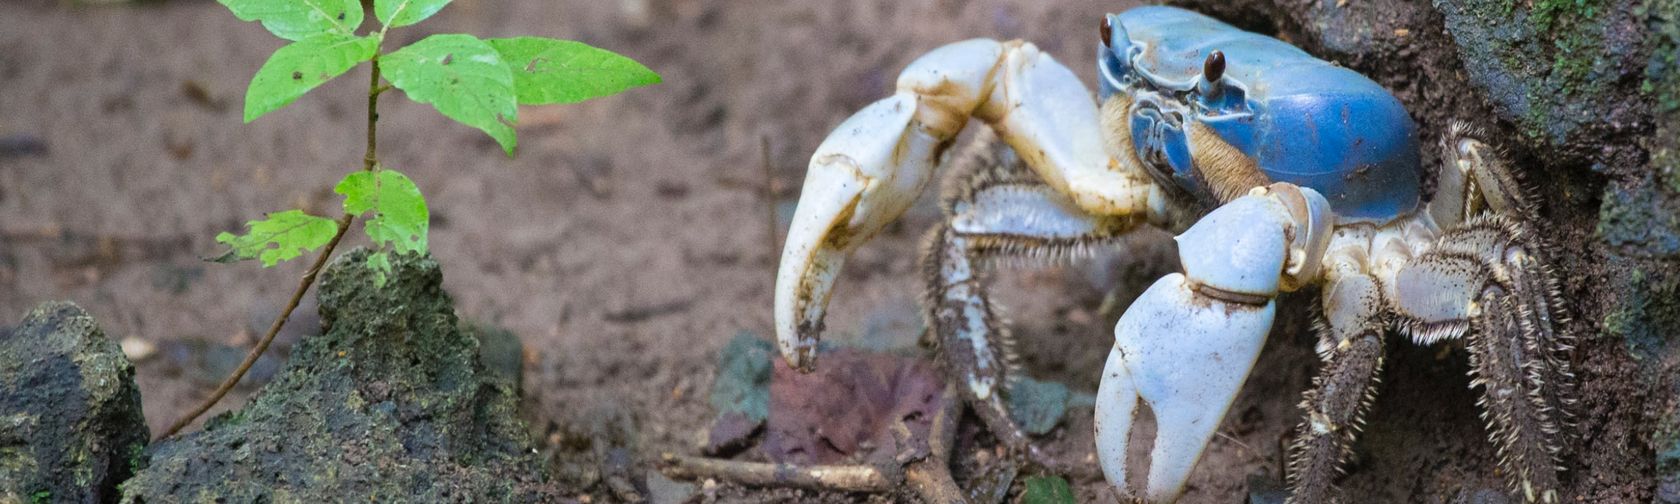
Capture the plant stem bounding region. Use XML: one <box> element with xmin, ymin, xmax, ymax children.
<box><xmin>157</xmin><ymin>214</ymin><xmax>353</xmax><ymax>439</ymax></box>
<box><xmin>365</xmin><ymin>59</ymin><xmax>382</xmax><ymax>172</ymax></box>
<box><xmin>158</xmin><ymin>58</ymin><xmax>385</xmax><ymax>440</ymax></box>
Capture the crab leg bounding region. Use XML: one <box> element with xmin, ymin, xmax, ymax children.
<box><xmin>1286</xmin><ymin>271</ymin><xmax>1388</xmax><ymax>503</ymax></box>
<box><xmin>920</xmin><ymin>135</ymin><xmax>1133</xmax><ymax>449</ymax></box>
<box><xmin>775</xmin><ymin>38</ymin><xmax>1153</xmax><ymax>371</ymax></box>
<box><xmin>1096</xmin><ymin>186</ymin><xmax>1328</xmax><ymax>502</ymax></box>
<box><xmin>1407</xmin><ymin>127</ymin><xmax>1574</xmax><ymax>503</ymax></box>
<box><xmin>1392</xmin><ymin>216</ymin><xmax>1574</xmax><ymax>503</ymax></box>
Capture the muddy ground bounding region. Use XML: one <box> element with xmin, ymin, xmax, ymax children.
<box><xmin>0</xmin><ymin>0</ymin><xmax>1660</xmax><ymax>502</ymax></box>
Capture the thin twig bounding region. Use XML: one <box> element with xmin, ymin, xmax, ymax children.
<box><xmin>660</xmin><ymin>454</ymin><xmax>895</xmax><ymax>492</ymax></box>
<box><xmin>661</xmin><ymin>385</ymin><xmax>971</xmax><ymax>503</ymax></box>
<box><xmin>1215</xmin><ymin>429</ymin><xmax>1260</xmax><ymax>462</ymax></box>
<box><xmin>904</xmin><ymin>384</ymin><xmax>968</xmax><ymax>503</ymax></box>
<box><xmin>157</xmin><ymin>56</ymin><xmax>385</xmax><ymax>440</ymax></box>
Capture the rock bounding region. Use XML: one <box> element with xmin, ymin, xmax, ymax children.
<box><xmin>646</xmin><ymin>470</ymin><xmax>697</xmax><ymax>504</ymax></box>
<box><xmin>465</xmin><ymin>322</ymin><xmax>525</xmax><ymax>394</ymax></box>
<box><xmin>0</xmin><ymin>133</ymin><xmax>47</xmax><ymax>159</ymax></box>
<box><xmin>0</xmin><ymin>302</ymin><xmax>148</xmax><ymax>503</ymax></box>
<box><xmin>1173</xmin><ymin>0</ymin><xmax>1650</xmax><ymax>164</ymax></box>
<box><xmin>1660</xmin><ymin>474</ymin><xmax>1680</xmax><ymax>504</ymax></box>
<box><xmin>1433</xmin><ymin>0</ymin><xmax>1649</xmax><ymax>156</ymax></box>
<box><xmin>856</xmin><ymin>297</ymin><xmax>923</xmax><ymax>352</ymax></box>
<box><xmin>121</xmin><ymin>249</ymin><xmax>558</xmax><ymax>502</ymax></box>
<box><xmin>246</xmin><ymin>296</ymin><xmax>319</xmax><ymax>349</ymax></box>
<box><xmin>118</xmin><ymin>337</ymin><xmax>156</xmax><ymax>363</ymax></box>
<box><xmin>704</xmin><ymin>331</ymin><xmax>771</xmax><ymax>455</ymax></box>
<box><xmin>1245</xmin><ymin>473</ymin><xmax>1287</xmax><ymax>504</ymax></box>
<box><xmin>157</xmin><ymin>339</ymin><xmax>284</xmax><ymax>389</ymax></box>
<box><xmin>1006</xmin><ymin>376</ymin><xmax>1071</xmax><ymax>436</ymax></box>
<box><xmin>1460</xmin><ymin>487</ymin><xmax>1512</xmax><ymax>504</ymax></box>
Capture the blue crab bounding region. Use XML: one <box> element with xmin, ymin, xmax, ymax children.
<box><xmin>773</xmin><ymin>6</ymin><xmax>1575</xmax><ymax>503</ymax></box>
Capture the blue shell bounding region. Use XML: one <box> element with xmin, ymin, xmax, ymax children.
<box><xmin>1098</xmin><ymin>6</ymin><xmax>1420</xmax><ymax>222</ymax></box>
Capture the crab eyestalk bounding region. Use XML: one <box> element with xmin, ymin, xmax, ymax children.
<box><xmin>1196</xmin><ymin>50</ymin><xmax>1225</xmax><ymax>96</ymax></box>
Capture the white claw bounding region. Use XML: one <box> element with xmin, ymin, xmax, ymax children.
<box><xmin>774</xmin><ymin>93</ymin><xmax>941</xmax><ymax>371</ymax></box>
<box><xmin>775</xmin><ymin>37</ymin><xmax>1151</xmax><ymax>373</ymax></box>
<box><xmin>1097</xmin><ymin>273</ymin><xmax>1276</xmax><ymax>502</ymax></box>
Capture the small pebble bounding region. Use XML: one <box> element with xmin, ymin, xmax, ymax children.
<box><xmin>1246</xmin><ymin>473</ymin><xmax>1288</xmax><ymax>504</ymax></box>
<box><xmin>647</xmin><ymin>471</ymin><xmax>698</xmax><ymax>504</ymax></box>
<box><xmin>0</xmin><ymin>134</ymin><xmax>47</xmax><ymax>159</ymax></box>
<box><xmin>120</xmin><ymin>337</ymin><xmax>156</xmax><ymax>362</ymax></box>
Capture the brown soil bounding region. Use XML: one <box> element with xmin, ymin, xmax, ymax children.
<box><xmin>0</xmin><ymin>0</ymin><xmax>1654</xmax><ymax>502</ymax></box>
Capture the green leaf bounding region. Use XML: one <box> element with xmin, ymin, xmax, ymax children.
<box><xmin>374</xmin><ymin>0</ymin><xmax>451</xmax><ymax>28</ymax></box>
<box><xmin>486</xmin><ymin>37</ymin><xmax>661</xmax><ymax>105</ymax></box>
<box><xmin>243</xmin><ymin>33</ymin><xmax>378</xmax><ymax>123</ymax></box>
<box><xmin>215</xmin><ymin>210</ymin><xmax>339</xmax><ymax>267</ymax></box>
<box><xmin>218</xmin><ymin>0</ymin><xmax>363</xmax><ymax>41</ymax></box>
<box><xmin>334</xmin><ymin>169</ymin><xmax>429</xmax><ymax>255</ymax></box>
<box><xmin>382</xmin><ymin>34</ymin><xmax>518</xmax><ymax>155</ymax></box>
<box><xmin>366</xmin><ymin>251</ymin><xmax>392</xmax><ymax>287</ymax></box>
<box><xmin>1021</xmin><ymin>476</ymin><xmax>1076</xmax><ymax>504</ymax></box>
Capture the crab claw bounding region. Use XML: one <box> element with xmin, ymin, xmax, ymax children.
<box><xmin>774</xmin><ymin>93</ymin><xmax>944</xmax><ymax>371</ymax></box>
<box><xmin>1095</xmin><ymin>191</ymin><xmax>1310</xmax><ymax>502</ymax></box>
<box><xmin>1096</xmin><ymin>275</ymin><xmax>1276</xmax><ymax>501</ymax></box>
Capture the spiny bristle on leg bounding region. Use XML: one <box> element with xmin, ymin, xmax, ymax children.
<box><xmin>1443</xmin><ymin>122</ymin><xmax>1541</xmax><ymax>222</ymax></box>
<box><xmin>1286</xmin><ymin>323</ymin><xmax>1385</xmax><ymax>504</ymax></box>
<box><xmin>1397</xmin><ymin>210</ymin><xmax>1576</xmax><ymax>502</ymax></box>
<box><xmin>917</xmin><ymin>135</ymin><xmax>1143</xmax><ymax>455</ymax></box>
<box><xmin>1466</xmin><ymin>288</ymin><xmax>1564</xmax><ymax>502</ymax></box>
<box><xmin>920</xmin><ymin>223</ymin><xmax>1027</xmax><ymax>449</ymax></box>
<box><xmin>1288</xmin><ymin>274</ymin><xmax>1389</xmax><ymax>504</ymax></box>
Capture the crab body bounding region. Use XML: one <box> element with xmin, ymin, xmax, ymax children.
<box><xmin>1103</xmin><ymin>7</ymin><xmax>1421</xmax><ymax>221</ymax></box>
<box><xmin>773</xmin><ymin>6</ymin><xmax>1576</xmax><ymax>503</ymax></box>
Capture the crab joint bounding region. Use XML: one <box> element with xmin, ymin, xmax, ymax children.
<box><xmin>1191</xmin><ymin>281</ymin><xmax>1273</xmax><ymax>307</ymax></box>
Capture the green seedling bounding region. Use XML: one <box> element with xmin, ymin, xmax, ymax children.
<box><xmin>162</xmin><ymin>0</ymin><xmax>658</xmax><ymax>438</ymax></box>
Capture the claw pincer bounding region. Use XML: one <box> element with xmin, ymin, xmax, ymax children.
<box><xmin>775</xmin><ymin>37</ymin><xmax>1135</xmax><ymax>372</ymax></box>
<box><xmin>1098</xmin><ymin>186</ymin><xmax>1330</xmax><ymax>502</ymax></box>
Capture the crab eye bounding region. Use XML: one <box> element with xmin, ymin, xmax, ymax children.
<box><xmin>1100</xmin><ymin>17</ymin><xmax>1113</xmax><ymax>47</ymax></box>
<box><xmin>1203</xmin><ymin>50</ymin><xmax>1226</xmax><ymax>82</ymax></box>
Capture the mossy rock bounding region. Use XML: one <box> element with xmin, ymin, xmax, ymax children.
<box><xmin>0</xmin><ymin>302</ymin><xmax>148</xmax><ymax>504</ymax></box>
<box><xmin>120</xmin><ymin>249</ymin><xmax>556</xmax><ymax>502</ymax></box>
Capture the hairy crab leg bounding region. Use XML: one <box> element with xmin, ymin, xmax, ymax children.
<box><xmin>1392</xmin><ymin>216</ymin><xmax>1573</xmax><ymax>503</ymax></box>
<box><xmin>1285</xmin><ymin>271</ymin><xmax>1388</xmax><ymax>503</ymax></box>
<box><xmin>775</xmin><ymin>38</ymin><xmax>1154</xmax><ymax>371</ymax></box>
<box><xmin>921</xmin><ymin>134</ymin><xmax>1134</xmax><ymax>450</ymax></box>
<box><xmin>1407</xmin><ymin>125</ymin><xmax>1575</xmax><ymax>503</ymax></box>
<box><xmin>1097</xmin><ymin>185</ymin><xmax>1331</xmax><ymax>502</ymax></box>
